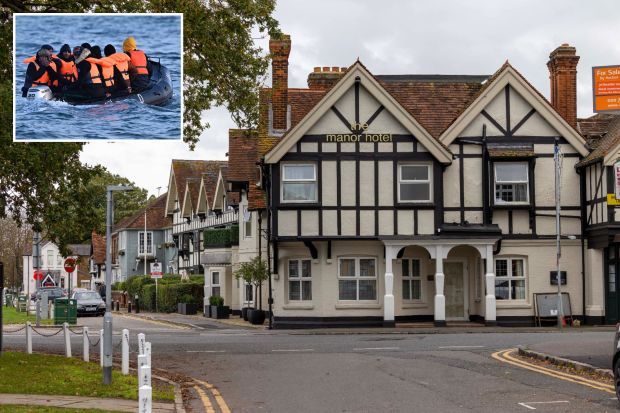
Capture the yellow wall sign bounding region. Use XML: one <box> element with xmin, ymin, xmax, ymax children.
<box><xmin>607</xmin><ymin>194</ymin><xmax>620</xmax><ymax>206</ymax></box>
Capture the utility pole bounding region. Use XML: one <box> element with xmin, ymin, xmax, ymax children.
<box><xmin>554</xmin><ymin>138</ymin><xmax>564</xmax><ymax>329</ymax></box>
<box><xmin>33</xmin><ymin>231</ymin><xmax>41</xmax><ymax>327</ymax></box>
<box><xmin>104</xmin><ymin>185</ymin><xmax>134</xmax><ymax>385</ymax></box>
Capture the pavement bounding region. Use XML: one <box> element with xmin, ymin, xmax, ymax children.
<box><xmin>0</xmin><ymin>393</ymin><xmax>175</xmax><ymax>412</ymax></box>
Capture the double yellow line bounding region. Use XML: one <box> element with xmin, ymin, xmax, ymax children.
<box><xmin>193</xmin><ymin>377</ymin><xmax>231</xmax><ymax>413</ymax></box>
<box><xmin>492</xmin><ymin>348</ymin><xmax>615</xmax><ymax>394</ymax></box>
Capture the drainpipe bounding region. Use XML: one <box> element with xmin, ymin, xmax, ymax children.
<box><xmin>579</xmin><ymin>167</ymin><xmax>587</xmax><ymax>323</ymax></box>
<box><xmin>266</xmin><ymin>162</ymin><xmax>273</xmax><ymax>329</ymax></box>
<box><xmin>258</xmin><ymin>209</ymin><xmax>262</xmax><ymax>311</ymax></box>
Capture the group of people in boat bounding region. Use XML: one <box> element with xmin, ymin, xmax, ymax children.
<box><xmin>21</xmin><ymin>36</ymin><xmax>150</xmax><ymax>99</ymax></box>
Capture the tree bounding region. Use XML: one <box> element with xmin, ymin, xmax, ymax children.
<box><xmin>0</xmin><ymin>218</ymin><xmax>31</xmax><ymax>289</ymax></box>
<box><xmin>1</xmin><ymin>0</ymin><xmax>280</xmax><ymax>148</ymax></box>
<box><xmin>233</xmin><ymin>256</ymin><xmax>269</xmax><ymax>310</ymax></box>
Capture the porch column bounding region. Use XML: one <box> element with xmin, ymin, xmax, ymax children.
<box><xmin>434</xmin><ymin>245</ymin><xmax>446</xmax><ymax>327</ymax></box>
<box><xmin>383</xmin><ymin>246</ymin><xmax>396</xmax><ymax>327</ymax></box>
<box><xmin>484</xmin><ymin>244</ymin><xmax>497</xmax><ymax>326</ymax></box>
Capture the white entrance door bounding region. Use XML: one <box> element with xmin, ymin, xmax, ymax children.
<box><xmin>444</xmin><ymin>261</ymin><xmax>468</xmax><ymax>320</ymax></box>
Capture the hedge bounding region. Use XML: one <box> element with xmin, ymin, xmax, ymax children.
<box><xmin>156</xmin><ymin>282</ymin><xmax>204</xmax><ymax>312</ymax></box>
<box><xmin>121</xmin><ymin>274</ymin><xmax>204</xmax><ymax>313</ymax></box>
<box><xmin>203</xmin><ymin>224</ymin><xmax>239</xmax><ymax>248</ymax></box>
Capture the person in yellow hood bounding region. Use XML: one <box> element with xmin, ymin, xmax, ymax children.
<box><xmin>123</xmin><ymin>36</ymin><xmax>150</xmax><ymax>91</ymax></box>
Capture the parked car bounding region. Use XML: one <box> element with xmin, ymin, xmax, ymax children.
<box><xmin>35</xmin><ymin>287</ymin><xmax>65</xmax><ymax>301</ymax></box>
<box><xmin>72</xmin><ymin>291</ymin><xmax>106</xmax><ymax>316</ymax></box>
<box><xmin>614</xmin><ymin>325</ymin><xmax>620</xmax><ymax>401</ymax></box>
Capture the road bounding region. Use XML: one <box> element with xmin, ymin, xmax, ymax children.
<box><xmin>3</xmin><ymin>315</ymin><xmax>619</xmax><ymax>412</ymax></box>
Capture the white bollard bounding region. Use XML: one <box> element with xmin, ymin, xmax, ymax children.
<box><xmin>137</xmin><ymin>354</ymin><xmax>148</xmax><ymax>382</ymax></box>
<box><xmin>63</xmin><ymin>322</ymin><xmax>71</xmax><ymax>358</ymax></box>
<box><xmin>100</xmin><ymin>329</ymin><xmax>104</xmax><ymax>367</ymax></box>
<box><xmin>83</xmin><ymin>326</ymin><xmax>89</xmax><ymax>362</ymax></box>
<box><xmin>26</xmin><ymin>322</ymin><xmax>32</xmax><ymax>354</ymax></box>
<box><xmin>122</xmin><ymin>329</ymin><xmax>129</xmax><ymax>375</ymax></box>
<box><xmin>137</xmin><ymin>333</ymin><xmax>146</xmax><ymax>355</ymax></box>
<box><xmin>145</xmin><ymin>342</ymin><xmax>151</xmax><ymax>368</ymax></box>
<box><xmin>138</xmin><ymin>384</ymin><xmax>152</xmax><ymax>413</ymax></box>
<box><xmin>140</xmin><ymin>365</ymin><xmax>151</xmax><ymax>387</ymax></box>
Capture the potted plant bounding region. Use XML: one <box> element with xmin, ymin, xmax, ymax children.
<box><xmin>235</xmin><ymin>256</ymin><xmax>269</xmax><ymax>325</ymax></box>
<box><xmin>177</xmin><ymin>294</ymin><xmax>197</xmax><ymax>315</ymax></box>
<box><xmin>209</xmin><ymin>295</ymin><xmax>229</xmax><ymax>319</ymax></box>
<box><xmin>234</xmin><ymin>260</ymin><xmax>255</xmax><ymax>320</ymax></box>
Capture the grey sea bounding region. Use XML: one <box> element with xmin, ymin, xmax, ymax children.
<box><xmin>14</xmin><ymin>14</ymin><xmax>181</xmax><ymax>141</ymax></box>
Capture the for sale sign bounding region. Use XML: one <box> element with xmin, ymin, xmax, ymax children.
<box><xmin>150</xmin><ymin>262</ymin><xmax>163</xmax><ymax>279</ymax></box>
<box><xmin>593</xmin><ymin>66</ymin><xmax>620</xmax><ymax>112</ymax></box>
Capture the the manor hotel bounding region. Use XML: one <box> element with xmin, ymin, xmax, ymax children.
<box><xmin>194</xmin><ymin>36</ymin><xmax>620</xmax><ymax>328</ymax></box>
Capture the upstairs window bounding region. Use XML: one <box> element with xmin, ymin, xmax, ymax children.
<box><xmin>139</xmin><ymin>232</ymin><xmax>153</xmax><ymax>255</ymax></box>
<box><xmin>282</xmin><ymin>164</ymin><xmax>316</xmax><ymax>202</ymax></box>
<box><xmin>398</xmin><ymin>164</ymin><xmax>432</xmax><ymax>202</ymax></box>
<box><xmin>494</xmin><ymin>162</ymin><xmax>529</xmax><ymax>204</ymax></box>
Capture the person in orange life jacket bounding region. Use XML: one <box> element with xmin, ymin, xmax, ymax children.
<box><xmin>75</xmin><ymin>43</ymin><xmax>106</xmax><ymax>98</ymax></box>
<box><xmin>104</xmin><ymin>44</ymin><xmax>132</xmax><ymax>94</ymax></box>
<box><xmin>21</xmin><ymin>44</ymin><xmax>63</xmax><ymax>90</ymax></box>
<box><xmin>86</xmin><ymin>45</ymin><xmax>117</xmax><ymax>96</ymax></box>
<box><xmin>123</xmin><ymin>37</ymin><xmax>149</xmax><ymax>91</ymax></box>
<box><xmin>55</xmin><ymin>44</ymin><xmax>78</xmax><ymax>85</ymax></box>
<box><xmin>20</xmin><ymin>48</ymin><xmax>62</xmax><ymax>97</ymax></box>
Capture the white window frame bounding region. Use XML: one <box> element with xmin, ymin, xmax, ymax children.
<box><xmin>288</xmin><ymin>258</ymin><xmax>312</xmax><ymax>301</ymax></box>
<box><xmin>494</xmin><ymin>162</ymin><xmax>530</xmax><ymax>205</ymax></box>
<box><xmin>244</xmin><ymin>206</ymin><xmax>252</xmax><ymax>238</ymax></box>
<box><xmin>244</xmin><ymin>282</ymin><xmax>254</xmax><ymax>305</ymax></box>
<box><xmin>47</xmin><ymin>250</ymin><xmax>54</xmax><ymax>266</ymax></box>
<box><xmin>398</xmin><ymin>163</ymin><xmax>433</xmax><ymax>203</ymax></box>
<box><xmin>139</xmin><ymin>231</ymin><xmax>153</xmax><ymax>255</ymax></box>
<box><xmin>281</xmin><ymin>163</ymin><xmax>317</xmax><ymax>203</ymax></box>
<box><xmin>494</xmin><ymin>257</ymin><xmax>527</xmax><ymax>301</ymax></box>
<box><xmin>337</xmin><ymin>257</ymin><xmax>378</xmax><ymax>301</ymax></box>
<box><xmin>211</xmin><ymin>270</ymin><xmax>221</xmax><ymax>297</ymax></box>
<box><xmin>401</xmin><ymin>258</ymin><xmax>422</xmax><ymax>301</ymax></box>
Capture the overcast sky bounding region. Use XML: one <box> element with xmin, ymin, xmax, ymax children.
<box><xmin>80</xmin><ymin>0</ymin><xmax>620</xmax><ymax>196</ymax></box>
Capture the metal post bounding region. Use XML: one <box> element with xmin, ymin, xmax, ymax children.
<box><xmin>34</xmin><ymin>232</ymin><xmax>41</xmax><ymax>327</ymax></box>
<box><xmin>83</xmin><ymin>326</ymin><xmax>89</xmax><ymax>362</ymax></box>
<box><xmin>63</xmin><ymin>322</ymin><xmax>71</xmax><ymax>357</ymax></box>
<box><xmin>555</xmin><ymin>139</ymin><xmax>564</xmax><ymax>329</ymax></box>
<box><xmin>122</xmin><ymin>329</ymin><xmax>129</xmax><ymax>375</ymax></box>
<box><xmin>100</xmin><ymin>329</ymin><xmax>104</xmax><ymax>367</ymax></box>
<box><xmin>0</xmin><ymin>262</ymin><xmax>3</xmax><ymax>355</ymax></box>
<box><xmin>103</xmin><ymin>189</ymin><xmax>113</xmax><ymax>384</ymax></box>
<box><xmin>144</xmin><ymin>210</ymin><xmax>147</xmax><ymax>277</ymax></box>
<box><xmin>26</xmin><ymin>322</ymin><xmax>32</xmax><ymax>354</ymax></box>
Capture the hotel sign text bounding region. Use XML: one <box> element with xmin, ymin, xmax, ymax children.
<box><xmin>325</xmin><ymin>122</ymin><xmax>392</xmax><ymax>142</ymax></box>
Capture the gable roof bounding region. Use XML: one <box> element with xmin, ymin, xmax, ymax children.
<box><xmin>265</xmin><ymin>61</ymin><xmax>453</xmax><ymax>164</ymax></box>
<box><xmin>114</xmin><ymin>193</ymin><xmax>171</xmax><ymax>232</ymax></box>
<box><xmin>438</xmin><ymin>62</ymin><xmax>588</xmax><ymax>156</ymax></box>
<box><xmin>576</xmin><ymin>115</ymin><xmax>620</xmax><ymax>168</ymax></box>
<box><xmin>165</xmin><ymin>160</ymin><xmax>224</xmax><ymax>216</ymax></box>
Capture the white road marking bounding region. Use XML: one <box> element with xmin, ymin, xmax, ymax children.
<box><xmin>186</xmin><ymin>350</ymin><xmax>226</xmax><ymax>353</ymax></box>
<box><xmin>271</xmin><ymin>349</ymin><xmax>314</xmax><ymax>352</ymax></box>
<box><xmin>518</xmin><ymin>401</ymin><xmax>570</xmax><ymax>410</ymax></box>
<box><xmin>353</xmin><ymin>347</ymin><xmax>400</xmax><ymax>351</ymax></box>
<box><xmin>438</xmin><ymin>345</ymin><xmax>485</xmax><ymax>349</ymax></box>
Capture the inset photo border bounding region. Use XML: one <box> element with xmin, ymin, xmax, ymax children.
<box><xmin>13</xmin><ymin>13</ymin><xmax>183</xmax><ymax>142</ymax></box>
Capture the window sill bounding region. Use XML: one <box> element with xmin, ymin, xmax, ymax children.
<box><xmin>335</xmin><ymin>302</ymin><xmax>381</xmax><ymax>310</ymax></box>
<box><xmin>401</xmin><ymin>302</ymin><xmax>428</xmax><ymax>309</ymax></box>
<box><xmin>282</xmin><ymin>304</ymin><xmax>314</xmax><ymax>310</ymax></box>
<box><xmin>496</xmin><ymin>302</ymin><xmax>531</xmax><ymax>309</ymax></box>
<box><xmin>492</xmin><ymin>204</ymin><xmax>531</xmax><ymax>210</ymax></box>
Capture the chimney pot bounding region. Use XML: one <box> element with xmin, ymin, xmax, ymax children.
<box><xmin>313</xmin><ymin>66</ymin><xmax>321</xmax><ymax>72</ymax></box>
<box><xmin>322</xmin><ymin>66</ymin><xmax>330</xmax><ymax>72</ymax></box>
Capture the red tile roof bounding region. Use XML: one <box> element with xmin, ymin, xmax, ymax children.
<box><xmin>91</xmin><ymin>231</ymin><xmax>106</xmax><ymax>264</ymax></box>
<box><xmin>113</xmin><ymin>193</ymin><xmax>172</xmax><ymax>231</ymax></box>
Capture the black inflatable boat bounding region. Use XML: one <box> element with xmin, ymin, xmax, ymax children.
<box><xmin>26</xmin><ymin>60</ymin><xmax>173</xmax><ymax>106</ymax></box>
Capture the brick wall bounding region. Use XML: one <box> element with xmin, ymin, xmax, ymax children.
<box><xmin>269</xmin><ymin>35</ymin><xmax>291</xmax><ymax>131</ymax></box>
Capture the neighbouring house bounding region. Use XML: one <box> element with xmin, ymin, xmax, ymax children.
<box><xmin>110</xmin><ymin>194</ymin><xmax>175</xmax><ymax>282</ymax></box>
<box><xmin>90</xmin><ymin>231</ymin><xmax>106</xmax><ymax>288</ymax></box>
<box><xmin>22</xmin><ymin>240</ymin><xmax>91</xmax><ymax>295</ymax></box>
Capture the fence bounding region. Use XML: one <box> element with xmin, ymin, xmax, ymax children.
<box><xmin>2</xmin><ymin>322</ymin><xmax>155</xmax><ymax>413</ymax></box>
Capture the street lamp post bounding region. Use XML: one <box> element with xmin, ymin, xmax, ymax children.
<box><xmin>103</xmin><ymin>185</ymin><xmax>133</xmax><ymax>385</ymax></box>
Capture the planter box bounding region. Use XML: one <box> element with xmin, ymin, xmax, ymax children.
<box><xmin>248</xmin><ymin>309</ymin><xmax>265</xmax><ymax>325</ymax></box>
<box><xmin>211</xmin><ymin>305</ymin><xmax>230</xmax><ymax>319</ymax></box>
<box><xmin>241</xmin><ymin>307</ymin><xmax>254</xmax><ymax>321</ymax></box>
<box><xmin>178</xmin><ymin>303</ymin><xmax>197</xmax><ymax>315</ymax></box>
<box><xmin>204</xmin><ymin>304</ymin><xmax>212</xmax><ymax>318</ymax></box>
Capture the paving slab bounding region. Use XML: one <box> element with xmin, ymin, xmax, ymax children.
<box><xmin>0</xmin><ymin>393</ymin><xmax>175</xmax><ymax>412</ymax></box>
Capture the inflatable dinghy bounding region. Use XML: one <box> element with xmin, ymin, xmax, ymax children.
<box><xmin>26</xmin><ymin>60</ymin><xmax>173</xmax><ymax>106</ymax></box>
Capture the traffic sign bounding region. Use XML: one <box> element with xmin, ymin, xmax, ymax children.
<box><xmin>150</xmin><ymin>262</ymin><xmax>163</xmax><ymax>279</ymax></box>
<box><xmin>64</xmin><ymin>257</ymin><xmax>77</xmax><ymax>273</ymax></box>
<box><xmin>33</xmin><ymin>270</ymin><xmax>43</xmax><ymax>281</ymax></box>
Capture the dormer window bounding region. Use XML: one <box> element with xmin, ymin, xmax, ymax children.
<box><xmin>281</xmin><ymin>163</ymin><xmax>316</xmax><ymax>202</ymax></box>
<box><xmin>494</xmin><ymin>162</ymin><xmax>529</xmax><ymax>204</ymax></box>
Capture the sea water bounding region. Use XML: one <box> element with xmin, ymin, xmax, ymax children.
<box><xmin>14</xmin><ymin>14</ymin><xmax>181</xmax><ymax>141</ymax></box>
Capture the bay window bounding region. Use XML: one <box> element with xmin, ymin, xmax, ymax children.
<box><xmin>139</xmin><ymin>231</ymin><xmax>153</xmax><ymax>255</ymax></box>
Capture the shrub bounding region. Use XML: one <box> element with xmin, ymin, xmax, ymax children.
<box><xmin>203</xmin><ymin>224</ymin><xmax>239</xmax><ymax>248</ymax></box>
<box><xmin>209</xmin><ymin>295</ymin><xmax>224</xmax><ymax>306</ymax></box>
<box><xmin>156</xmin><ymin>282</ymin><xmax>204</xmax><ymax>313</ymax></box>
<box><xmin>141</xmin><ymin>284</ymin><xmax>156</xmax><ymax>311</ymax></box>
<box><xmin>112</xmin><ymin>281</ymin><xmax>126</xmax><ymax>292</ymax></box>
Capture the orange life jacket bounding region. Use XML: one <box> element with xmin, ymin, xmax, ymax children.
<box><xmin>107</xmin><ymin>53</ymin><xmax>131</xmax><ymax>82</ymax></box>
<box><xmin>23</xmin><ymin>53</ymin><xmax>57</xmax><ymax>64</ymax></box>
<box><xmin>30</xmin><ymin>61</ymin><xmax>51</xmax><ymax>86</ymax></box>
<box><xmin>128</xmin><ymin>50</ymin><xmax>148</xmax><ymax>75</ymax></box>
<box><xmin>57</xmin><ymin>59</ymin><xmax>77</xmax><ymax>83</ymax></box>
<box><xmin>88</xmin><ymin>62</ymin><xmax>102</xmax><ymax>84</ymax></box>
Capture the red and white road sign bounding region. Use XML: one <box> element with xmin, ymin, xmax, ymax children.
<box><xmin>64</xmin><ymin>257</ymin><xmax>77</xmax><ymax>273</ymax></box>
<box><xmin>150</xmin><ymin>262</ymin><xmax>163</xmax><ymax>279</ymax></box>
<box><xmin>33</xmin><ymin>270</ymin><xmax>43</xmax><ymax>281</ymax></box>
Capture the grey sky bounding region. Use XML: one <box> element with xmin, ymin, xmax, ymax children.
<box><xmin>81</xmin><ymin>0</ymin><xmax>620</xmax><ymax>196</ymax></box>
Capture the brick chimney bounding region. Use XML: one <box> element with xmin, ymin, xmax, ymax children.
<box><xmin>308</xmin><ymin>66</ymin><xmax>348</xmax><ymax>90</ymax></box>
<box><xmin>547</xmin><ymin>44</ymin><xmax>580</xmax><ymax>128</ymax></box>
<box><xmin>269</xmin><ymin>34</ymin><xmax>291</xmax><ymax>131</ymax></box>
